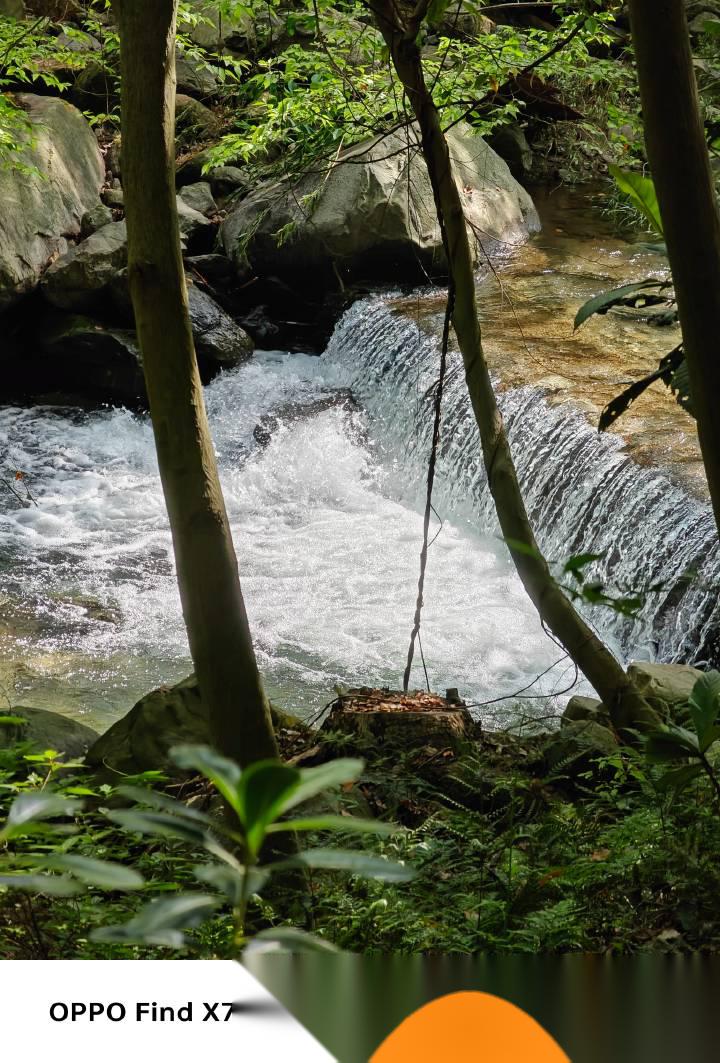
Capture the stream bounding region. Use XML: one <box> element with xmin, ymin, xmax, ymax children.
<box><xmin>0</xmin><ymin>188</ymin><xmax>715</xmax><ymax>732</ymax></box>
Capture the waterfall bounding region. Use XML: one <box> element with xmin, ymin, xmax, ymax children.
<box><xmin>324</xmin><ymin>297</ymin><xmax>720</xmax><ymax>668</ymax></box>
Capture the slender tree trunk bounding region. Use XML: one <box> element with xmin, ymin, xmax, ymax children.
<box><xmin>367</xmin><ymin>1</ymin><xmax>659</xmax><ymax>733</ymax></box>
<box><xmin>628</xmin><ymin>0</ymin><xmax>720</xmax><ymax>539</ymax></box>
<box><xmin>114</xmin><ymin>0</ymin><xmax>278</xmax><ymax>765</ymax></box>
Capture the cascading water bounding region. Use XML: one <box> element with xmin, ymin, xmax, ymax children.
<box><xmin>324</xmin><ymin>298</ymin><xmax>720</xmax><ymax>668</ymax></box>
<box><xmin>1</xmin><ymin>191</ymin><xmax>715</xmax><ymax>731</ymax></box>
<box><xmin>0</xmin><ymin>351</ymin><xmax>581</xmax><ymax>730</ymax></box>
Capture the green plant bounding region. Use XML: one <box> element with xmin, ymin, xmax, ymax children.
<box><xmin>644</xmin><ymin>672</ymin><xmax>720</xmax><ymax>803</ymax></box>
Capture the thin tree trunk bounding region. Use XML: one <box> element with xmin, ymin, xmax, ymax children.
<box><xmin>628</xmin><ymin>0</ymin><xmax>720</xmax><ymax>539</ymax></box>
<box><xmin>367</xmin><ymin>0</ymin><xmax>658</xmax><ymax>733</ymax></box>
<box><xmin>114</xmin><ymin>0</ymin><xmax>278</xmax><ymax>765</ymax></box>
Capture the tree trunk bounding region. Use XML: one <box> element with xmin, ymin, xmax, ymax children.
<box><xmin>367</xmin><ymin>0</ymin><xmax>659</xmax><ymax>734</ymax></box>
<box><xmin>114</xmin><ymin>0</ymin><xmax>278</xmax><ymax>765</ymax></box>
<box><xmin>628</xmin><ymin>0</ymin><xmax>720</xmax><ymax>540</ymax></box>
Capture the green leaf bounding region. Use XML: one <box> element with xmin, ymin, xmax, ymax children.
<box><xmin>645</xmin><ymin>725</ymin><xmax>700</xmax><ymax>763</ymax></box>
<box><xmin>1</xmin><ymin>792</ymin><xmax>82</xmax><ymax>841</ymax></box>
<box><xmin>267</xmin><ymin>815</ymin><xmax>398</xmax><ymax>836</ymax></box>
<box><xmin>106</xmin><ymin>808</ymin><xmax>212</xmax><ymax>848</ymax></box>
<box><xmin>574</xmin><ymin>279</ymin><xmax>667</xmax><ymax>331</ymax></box>
<box><xmin>0</xmin><ymin>873</ymin><xmax>83</xmax><ymax>897</ymax></box>
<box><xmin>236</xmin><ymin>761</ymin><xmax>302</xmax><ymax>857</ymax></box>
<box><xmin>193</xmin><ymin>863</ymin><xmax>268</xmax><ymax>904</ymax></box>
<box><xmin>293</xmin><ymin>848</ymin><xmax>415</xmax><ymax>881</ymax></box>
<box><xmin>281</xmin><ymin>759</ymin><xmax>365</xmax><ymax>814</ymax></box>
<box><xmin>39</xmin><ymin>854</ymin><xmax>144</xmax><ymax>890</ymax></box>
<box><xmin>0</xmin><ymin>716</ymin><xmax>28</xmax><ymax>726</ymax></box>
<box><xmin>656</xmin><ymin>763</ymin><xmax>703</xmax><ymax>792</ymax></box>
<box><xmin>245</xmin><ymin>926</ymin><xmax>340</xmax><ymax>954</ymax></box>
<box><xmin>688</xmin><ymin>671</ymin><xmax>720</xmax><ymax>748</ymax></box>
<box><xmin>117</xmin><ymin>785</ymin><xmax>216</xmax><ymax>827</ymax></box>
<box><xmin>90</xmin><ymin>893</ymin><xmax>219</xmax><ymax>948</ymax></box>
<box><xmin>169</xmin><ymin>745</ymin><xmax>241</xmax><ymax>811</ymax></box>
<box><xmin>609</xmin><ymin>165</ymin><xmax>664</xmax><ymax>236</ymax></box>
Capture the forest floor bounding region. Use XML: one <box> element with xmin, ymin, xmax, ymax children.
<box><xmin>3</xmin><ymin>689</ymin><xmax>720</xmax><ymax>959</ymax></box>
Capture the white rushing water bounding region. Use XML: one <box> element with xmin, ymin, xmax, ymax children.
<box><xmin>0</xmin><ymin>342</ymin><xmax>584</xmax><ymax>730</ymax></box>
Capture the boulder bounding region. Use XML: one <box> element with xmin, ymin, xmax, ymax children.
<box><xmin>178</xmin><ymin>180</ymin><xmax>218</xmax><ymax>217</ymax></box>
<box><xmin>431</xmin><ymin>1</ymin><xmax>495</xmax><ymax>38</ymax></box>
<box><xmin>0</xmin><ymin>706</ymin><xmax>99</xmax><ymax>760</ymax></box>
<box><xmin>31</xmin><ymin>310</ymin><xmax>145</xmax><ymax>405</ymax></box>
<box><xmin>176</xmin><ymin>196</ymin><xmax>215</xmax><ymax>249</ymax></box>
<box><xmin>187</xmin><ymin>283</ymin><xmax>254</xmax><ymax>369</ymax></box>
<box><xmin>86</xmin><ymin>675</ymin><xmax>301</xmax><ymax>775</ymax></box>
<box><xmin>561</xmin><ymin>695</ymin><xmax>610</xmax><ymax>728</ymax></box>
<box><xmin>41</xmin><ymin>221</ymin><xmax>128</xmax><ymax>312</ymax></box>
<box><xmin>175</xmin><ymin>47</ymin><xmax>218</xmax><ymax>98</ymax></box>
<box><xmin>185</xmin><ymin>2</ymin><xmax>252</xmax><ymax>52</ymax></box>
<box><xmin>220</xmin><ymin>122</ymin><xmax>540</xmax><ymax>289</ymax></box>
<box><xmin>102</xmin><ymin>187</ymin><xmax>125</xmax><ymax>209</ymax></box>
<box><xmin>0</xmin><ymin>0</ymin><xmax>24</xmax><ymax>14</ymax></box>
<box><xmin>627</xmin><ymin>661</ymin><xmax>704</xmax><ymax>714</ymax></box>
<box><xmin>544</xmin><ymin>720</ymin><xmax>618</xmax><ymax>776</ymax></box>
<box><xmin>487</xmin><ymin>123</ymin><xmax>534</xmax><ymax>180</ymax></box>
<box><xmin>210</xmin><ymin>165</ymin><xmax>249</xmax><ymax>199</ymax></box>
<box><xmin>81</xmin><ymin>204</ymin><xmax>114</xmax><ymax>238</ymax></box>
<box><xmin>0</xmin><ymin>94</ymin><xmax>104</xmax><ymax>311</ymax></box>
<box><xmin>175</xmin><ymin>93</ymin><xmax>220</xmax><ymax>147</ymax></box>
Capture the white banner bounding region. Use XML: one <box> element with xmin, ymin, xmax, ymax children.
<box><xmin>0</xmin><ymin>960</ymin><xmax>334</xmax><ymax>1062</ymax></box>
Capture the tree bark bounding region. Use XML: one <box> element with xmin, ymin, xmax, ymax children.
<box><xmin>367</xmin><ymin>0</ymin><xmax>659</xmax><ymax>734</ymax></box>
<box><xmin>114</xmin><ymin>0</ymin><xmax>278</xmax><ymax>765</ymax></box>
<box><xmin>628</xmin><ymin>0</ymin><xmax>720</xmax><ymax>540</ymax></box>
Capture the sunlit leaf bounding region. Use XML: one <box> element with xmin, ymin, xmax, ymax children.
<box><xmin>609</xmin><ymin>165</ymin><xmax>664</xmax><ymax>236</ymax></box>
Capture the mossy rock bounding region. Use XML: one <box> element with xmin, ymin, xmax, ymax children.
<box><xmin>0</xmin><ymin>706</ymin><xmax>99</xmax><ymax>760</ymax></box>
<box><xmin>86</xmin><ymin>675</ymin><xmax>305</xmax><ymax>777</ymax></box>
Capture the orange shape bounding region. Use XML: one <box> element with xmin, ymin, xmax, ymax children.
<box><xmin>371</xmin><ymin>991</ymin><xmax>569</xmax><ymax>1062</ymax></box>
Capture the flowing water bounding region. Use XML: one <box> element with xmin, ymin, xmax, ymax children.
<box><xmin>0</xmin><ymin>189</ymin><xmax>715</xmax><ymax>732</ymax></box>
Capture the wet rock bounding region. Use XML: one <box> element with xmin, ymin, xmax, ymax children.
<box><xmin>0</xmin><ymin>706</ymin><xmax>99</xmax><ymax>761</ymax></box>
<box><xmin>0</xmin><ymin>94</ymin><xmax>104</xmax><ymax>311</ymax></box>
<box><xmin>31</xmin><ymin>309</ymin><xmax>145</xmax><ymax>405</ymax></box>
<box><xmin>80</xmin><ymin>204</ymin><xmax>114</xmax><ymax>238</ymax></box>
<box><xmin>0</xmin><ymin>0</ymin><xmax>24</xmax><ymax>16</ymax></box>
<box><xmin>178</xmin><ymin>180</ymin><xmax>218</xmax><ymax>217</ymax></box>
<box><xmin>41</xmin><ymin>221</ymin><xmax>128</xmax><ymax>312</ymax></box>
<box><xmin>187</xmin><ymin>283</ymin><xmax>253</xmax><ymax>369</ymax></box>
<box><xmin>221</xmin><ymin>121</ymin><xmax>539</xmax><ymax>290</ymax></box>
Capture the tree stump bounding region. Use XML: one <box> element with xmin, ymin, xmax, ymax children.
<box><xmin>323</xmin><ymin>687</ymin><xmax>472</xmax><ymax>752</ymax></box>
